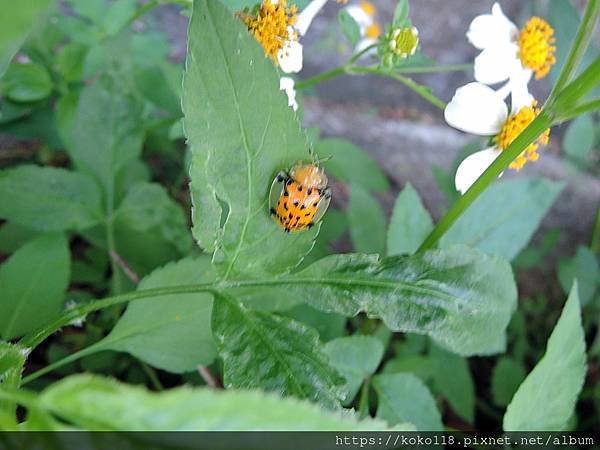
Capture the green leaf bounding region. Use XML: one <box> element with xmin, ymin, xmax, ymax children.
<box><xmin>278</xmin><ymin>245</ymin><xmax>516</xmax><ymax>356</ymax></box>
<box><xmin>491</xmin><ymin>357</ymin><xmax>526</xmax><ymax>407</ymax></box>
<box><xmin>503</xmin><ymin>282</ymin><xmax>587</xmax><ymax>431</ymax></box>
<box><xmin>56</xmin><ymin>42</ymin><xmax>88</xmax><ymax>82</ymax></box>
<box><xmin>430</xmin><ymin>344</ymin><xmax>475</xmax><ymax>424</ymax></box>
<box><xmin>0</xmin><ymin>341</ymin><xmax>27</xmax><ymax>417</ymax></box>
<box><xmin>69</xmin><ymin>76</ymin><xmax>144</xmax><ymax>201</ymax></box>
<box><xmin>95</xmin><ymin>257</ymin><xmax>217</xmax><ymax>373</ymax></box>
<box><xmin>0</xmin><ymin>223</ymin><xmax>37</xmax><ymax>253</ymax></box>
<box><xmin>323</xmin><ymin>336</ymin><xmax>384</xmax><ymax>404</ymax></box>
<box><xmin>337</xmin><ymin>10</ymin><xmax>361</xmax><ymax>48</ymax></box>
<box><xmin>347</xmin><ymin>184</ymin><xmax>386</xmax><ymax>254</ymax></box>
<box><xmin>373</xmin><ymin>373</ymin><xmax>442</xmax><ymax>431</ymax></box>
<box><xmin>66</xmin><ymin>0</ymin><xmax>105</xmax><ymax>23</ymax></box>
<box><xmin>563</xmin><ymin>114</ymin><xmax>595</xmax><ymax>164</ymax></box>
<box><xmin>0</xmin><ymin>62</ymin><xmax>53</xmax><ymax>102</ymax></box>
<box><xmin>558</xmin><ymin>246</ymin><xmax>599</xmax><ymax>306</ymax></box>
<box><xmin>36</xmin><ymin>374</ymin><xmax>407</xmax><ymax>431</ymax></box>
<box><xmin>440</xmin><ymin>178</ymin><xmax>564</xmax><ymax>261</ymax></box>
<box><xmin>212</xmin><ymin>292</ymin><xmax>345</xmax><ymax>409</ymax></box>
<box><xmin>392</xmin><ymin>0</ymin><xmax>410</xmax><ymax>27</ymax></box>
<box><xmin>382</xmin><ymin>355</ymin><xmax>433</xmax><ymax>382</ymax></box>
<box><xmin>0</xmin><ymin>233</ymin><xmax>69</xmax><ymax>339</ymax></box>
<box><xmin>0</xmin><ymin>165</ymin><xmax>103</xmax><ymax>232</ymax></box>
<box><xmin>282</xmin><ymin>303</ymin><xmax>346</xmax><ymax>342</ymax></box>
<box><xmin>549</xmin><ymin>0</ymin><xmax>598</xmax><ymax>84</ymax></box>
<box><xmin>0</xmin><ymin>0</ymin><xmax>53</xmax><ymax>76</ymax></box>
<box><xmin>387</xmin><ymin>182</ymin><xmax>433</xmax><ymax>256</ymax></box>
<box><xmin>102</xmin><ymin>0</ymin><xmax>137</xmax><ymax>36</ymax></box>
<box><xmin>183</xmin><ymin>0</ymin><xmax>319</xmax><ymax>277</ymax></box>
<box><xmin>318</xmin><ymin>138</ymin><xmax>390</xmax><ymax>192</ymax></box>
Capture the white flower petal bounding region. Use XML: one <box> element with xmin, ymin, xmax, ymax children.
<box><xmin>466</xmin><ymin>2</ymin><xmax>518</xmax><ymax>50</ymax></box>
<box><xmin>280</xmin><ymin>77</ymin><xmax>298</xmax><ymax>111</ymax></box>
<box><xmin>455</xmin><ymin>147</ymin><xmax>502</xmax><ymax>194</ymax></box>
<box><xmin>444</xmin><ymin>82</ymin><xmax>508</xmax><ymax>136</ymax></box>
<box><xmin>277</xmin><ymin>30</ymin><xmax>303</xmax><ymax>73</ymax></box>
<box><xmin>355</xmin><ymin>37</ymin><xmax>378</xmax><ymax>53</ymax></box>
<box><xmin>473</xmin><ymin>42</ymin><xmax>519</xmax><ymax>85</ymax></box>
<box><xmin>510</xmin><ymin>66</ymin><xmax>534</xmax><ymax>111</ymax></box>
<box><xmin>345</xmin><ymin>4</ymin><xmax>372</xmax><ymax>30</ymax></box>
<box><xmin>295</xmin><ymin>0</ymin><xmax>328</xmax><ymax>36</ymax></box>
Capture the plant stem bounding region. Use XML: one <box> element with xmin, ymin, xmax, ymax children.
<box><xmin>358</xmin><ymin>377</ymin><xmax>371</xmax><ymax>419</ymax></box>
<box><xmin>417</xmin><ymin>111</ymin><xmax>553</xmax><ymax>252</ymax></box>
<box><xmin>141</xmin><ymin>362</ymin><xmax>164</xmax><ymax>391</ymax></box>
<box><xmin>295</xmin><ymin>63</ymin><xmax>469</xmax><ymax>93</ymax></box>
<box><xmin>350</xmin><ymin>66</ymin><xmax>446</xmax><ymax>109</ymax></box>
<box><xmin>559</xmin><ymin>98</ymin><xmax>600</xmax><ymax>121</ymax></box>
<box><xmin>547</xmin><ymin>0</ymin><xmax>600</xmax><ymax>102</ymax></box>
<box><xmin>591</xmin><ymin>201</ymin><xmax>600</xmax><ymax>254</ymax></box>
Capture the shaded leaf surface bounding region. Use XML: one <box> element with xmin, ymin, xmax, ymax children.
<box><xmin>0</xmin><ymin>233</ymin><xmax>70</xmax><ymax>340</ymax></box>
<box><xmin>440</xmin><ymin>178</ymin><xmax>564</xmax><ymax>261</ymax></box>
<box><xmin>212</xmin><ymin>292</ymin><xmax>345</xmax><ymax>409</ymax></box>
<box><xmin>97</xmin><ymin>257</ymin><xmax>217</xmax><ymax>373</ymax></box>
<box><xmin>0</xmin><ymin>165</ymin><xmax>102</xmax><ymax>232</ymax></box>
<box><xmin>347</xmin><ymin>184</ymin><xmax>386</xmax><ymax>255</ymax></box>
<box><xmin>373</xmin><ymin>373</ymin><xmax>442</xmax><ymax>431</ymax></box>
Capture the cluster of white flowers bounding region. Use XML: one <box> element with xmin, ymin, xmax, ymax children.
<box><xmin>446</xmin><ymin>3</ymin><xmax>556</xmax><ymax>194</ymax></box>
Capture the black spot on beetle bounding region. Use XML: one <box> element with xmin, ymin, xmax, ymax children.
<box><xmin>297</xmin><ymin>185</ymin><xmax>303</xmax><ymax>192</ymax></box>
<box><xmin>293</xmin><ymin>200</ymin><xmax>299</xmax><ymax>207</ymax></box>
<box><xmin>307</xmin><ymin>188</ymin><xmax>312</xmax><ymax>195</ymax></box>
<box><xmin>300</xmin><ymin>204</ymin><xmax>306</xmax><ymax>210</ymax></box>
<box><xmin>283</xmin><ymin>202</ymin><xmax>288</xmax><ymax>210</ymax></box>
<box><xmin>283</xmin><ymin>190</ymin><xmax>289</xmax><ymax>197</ymax></box>
<box><xmin>270</xmin><ymin>208</ymin><xmax>276</xmax><ymax>215</ymax></box>
<box><xmin>288</xmin><ymin>212</ymin><xmax>293</xmax><ymax>219</ymax></box>
<box><xmin>304</xmin><ymin>213</ymin><xmax>311</xmax><ymax>217</ymax></box>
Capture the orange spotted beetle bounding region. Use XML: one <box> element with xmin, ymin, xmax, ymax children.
<box><xmin>269</xmin><ymin>161</ymin><xmax>331</xmax><ymax>233</ymax></box>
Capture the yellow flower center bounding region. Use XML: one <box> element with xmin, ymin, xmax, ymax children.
<box><xmin>518</xmin><ymin>17</ymin><xmax>556</xmax><ymax>79</ymax></box>
<box><xmin>243</xmin><ymin>0</ymin><xmax>298</xmax><ymax>63</ymax></box>
<box><xmin>389</xmin><ymin>26</ymin><xmax>419</xmax><ymax>57</ymax></box>
<box><xmin>366</xmin><ymin>22</ymin><xmax>381</xmax><ymax>39</ymax></box>
<box><xmin>360</xmin><ymin>0</ymin><xmax>376</xmax><ymax>16</ymax></box>
<box><xmin>495</xmin><ymin>101</ymin><xmax>550</xmax><ymax>170</ymax></box>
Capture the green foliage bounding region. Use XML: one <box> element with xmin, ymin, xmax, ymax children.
<box><xmin>491</xmin><ymin>357</ymin><xmax>526</xmax><ymax>408</ymax></box>
<box><xmin>318</xmin><ymin>138</ymin><xmax>390</xmax><ymax>192</ymax></box>
<box><xmin>338</xmin><ymin>11</ymin><xmax>361</xmax><ymax>48</ymax></box>
<box><xmin>0</xmin><ymin>166</ymin><xmax>103</xmax><ymax>232</ymax></box>
<box><xmin>430</xmin><ymin>344</ymin><xmax>475</xmax><ymax>424</ymax></box>
<box><xmin>440</xmin><ymin>178</ymin><xmax>564</xmax><ymax>261</ymax></box>
<box><xmin>0</xmin><ymin>233</ymin><xmax>69</xmax><ymax>339</ymax></box>
<box><xmin>212</xmin><ymin>292</ymin><xmax>345</xmax><ymax>410</ymax></box>
<box><xmin>31</xmin><ymin>374</ymin><xmax>405</xmax><ymax>431</ymax></box>
<box><xmin>373</xmin><ymin>373</ymin><xmax>442</xmax><ymax>431</ymax></box>
<box><xmin>183</xmin><ymin>0</ymin><xmax>318</xmax><ymax>277</ymax></box>
<box><xmin>503</xmin><ymin>283</ymin><xmax>587</xmax><ymax>431</ymax></box>
<box><xmin>323</xmin><ymin>336</ymin><xmax>384</xmax><ymax>404</ymax></box>
<box><xmin>563</xmin><ymin>114</ymin><xmax>596</xmax><ymax>165</ymax></box>
<box><xmin>96</xmin><ymin>257</ymin><xmax>216</xmax><ymax>373</ymax></box>
<box><xmin>0</xmin><ymin>63</ymin><xmax>53</xmax><ymax>102</ymax></box>
<box><xmin>387</xmin><ymin>182</ymin><xmax>433</xmax><ymax>256</ymax></box>
<box><xmin>0</xmin><ymin>0</ymin><xmax>53</xmax><ymax>75</ymax></box>
<box><xmin>392</xmin><ymin>0</ymin><xmax>410</xmax><ymax>27</ymax></box>
<box><xmin>558</xmin><ymin>246</ymin><xmax>599</xmax><ymax>306</ymax></box>
<box><xmin>284</xmin><ymin>247</ymin><xmax>516</xmax><ymax>356</ymax></box>
<box><xmin>347</xmin><ymin>184</ymin><xmax>387</xmax><ymax>254</ymax></box>
<box><xmin>0</xmin><ymin>342</ymin><xmax>27</xmax><ymax>416</ymax></box>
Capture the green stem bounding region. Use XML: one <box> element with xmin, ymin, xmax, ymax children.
<box><xmin>294</xmin><ymin>66</ymin><xmax>347</xmax><ymax>90</ymax></box>
<box><xmin>549</xmin><ymin>57</ymin><xmax>600</xmax><ymax>118</ymax></box>
<box><xmin>559</xmin><ymin>97</ymin><xmax>600</xmax><ymax>121</ymax></box>
<box><xmin>547</xmin><ymin>0</ymin><xmax>600</xmax><ymax>102</ymax></box>
<box><xmin>350</xmin><ymin>66</ymin><xmax>446</xmax><ymax>109</ymax></box>
<box><xmin>295</xmin><ymin>62</ymin><xmax>469</xmax><ymax>92</ymax></box>
<box><xmin>417</xmin><ymin>111</ymin><xmax>553</xmax><ymax>252</ymax></box>
<box><xmin>591</xmin><ymin>200</ymin><xmax>600</xmax><ymax>254</ymax></box>
<box><xmin>140</xmin><ymin>362</ymin><xmax>164</xmax><ymax>391</ymax></box>
<box><xmin>358</xmin><ymin>377</ymin><xmax>371</xmax><ymax>419</ymax></box>
<box><xmin>21</xmin><ymin>343</ymin><xmax>103</xmax><ymax>385</ymax></box>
